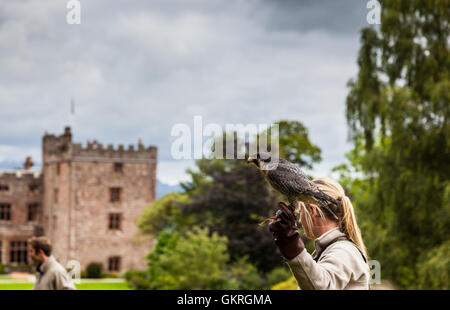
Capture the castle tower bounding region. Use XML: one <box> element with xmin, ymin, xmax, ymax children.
<box><xmin>42</xmin><ymin>127</ymin><xmax>157</xmax><ymax>272</ymax></box>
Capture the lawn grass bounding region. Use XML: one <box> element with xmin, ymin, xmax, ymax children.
<box><xmin>0</xmin><ymin>281</ymin><xmax>131</xmax><ymax>290</ymax></box>
<box><xmin>0</xmin><ymin>283</ymin><xmax>33</xmax><ymax>290</ymax></box>
<box><xmin>76</xmin><ymin>282</ymin><xmax>131</xmax><ymax>290</ymax></box>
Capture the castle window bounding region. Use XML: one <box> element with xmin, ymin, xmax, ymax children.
<box><xmin>0</xmin><ymin>204</ymin><xmax>11</xmax><ymax>221</ymax></box>
<box><xmin>9</xmin><ymin>241</ymin><xmax>28</xmax><ymax>264</ymax></box>
<box><xmin>29</xmin><ymin>183</ymin><xmax>38</xmax><ymax>192</ymax></box>
<box><xmin>54</xmin><ymin>188</ymin><xmax>58</xmax><ymax>203</ymax></box>
<box><xmin>108</xmin><ymin>256</ymin><xmax>121</xmax><ymax>272</ymax></box>
<box><xmin>27</xmin><ymin>203</ymin><xmax>39</xmax><ymax>221</ymax></box>
<box><xmin>110</xmin><ymin>187</ymin><xmax>121</xmax><ymax>202</ymax></box>
<box><xmin>0</xmin><ymin>184</ymin><xmax>9</xmax><ymax>191</ymax></box>
<box><xmin>56</xmin><ymin>163</ymin><xmax>61</xmax><ymax>175</ymax></box>
<box><xmin>114</xmin><ymin>163</ymin><xmax>123</xmax><ymax>173</ymax></box>
<box><xmin>108</xmin><ymin>213</ymin><xmax>121</xmax><ymax>230</ymax></box>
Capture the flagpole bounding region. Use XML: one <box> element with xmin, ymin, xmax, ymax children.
<box><xmin>70</xmin><ymin>96</ymin><xmax>75</xmax><ymax>131</ymax></box>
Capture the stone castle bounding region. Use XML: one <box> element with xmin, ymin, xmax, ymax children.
<box><xmin>0</xmin><ymin>127</ymin><xmax>157</xmax><ymax>273</ymax></box>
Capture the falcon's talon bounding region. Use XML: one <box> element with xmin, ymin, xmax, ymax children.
<box><xmin>258</xmin><ymin>215</ymin><xmax>281</xmax><ymax>226</ymax></box>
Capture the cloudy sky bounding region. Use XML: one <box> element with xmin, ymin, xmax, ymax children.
<box><xmin>0</xmin><ymin>0</ymin><xmax>370</xmax><ymax>185</ymax></box>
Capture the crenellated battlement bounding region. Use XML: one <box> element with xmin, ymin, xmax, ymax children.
<box><xmin>71</xmin><ymin>142</ymin><xmax>157</xmax><ymax>160</ymax></box>
<box><xmin>0</xmin><ymin>170</ymin><xmax>42</xmax><ymax>180</ymax></box>
<box><xmin>43</xmin><ymin>126</ymin><xmax>157</xmax><ymax>162</ymax></box>
<box><xmin>42</xmin><ymin>126</ymin><xmax>72</xmax><ymax>158</ymax></box>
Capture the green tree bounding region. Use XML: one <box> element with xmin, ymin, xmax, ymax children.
<box><xmin>146</xmin><ymin>227</ymin><xmax>236</xmax><ymax>290</ymax></box>
<box><xmin>270</xmin><ymin>120</ymin><xmax>322</xmax><ymax>169</ymax></box>
<box><xmin>416</xmin><ymin>240</ymin><xmax>450</xmax><ymax>289</ymax></box>
<box><xmin>137</xmin><ymin>192</ymin><xmax>191</xmax><ymax>236</ymax></box>
<box><xmin>345</xmin><ymin>0</ymin><xmax>449</xmax><ymax>288</ymax></box>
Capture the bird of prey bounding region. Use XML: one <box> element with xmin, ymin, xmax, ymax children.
<box><xmin>247</xmin><ymin>152</ymin><xmax>340</xmax><ymax>225</ymax></box>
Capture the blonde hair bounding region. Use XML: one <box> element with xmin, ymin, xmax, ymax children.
<box><xmin>299</xmin><ymin>177</ymin><xmax>368</xmax><ymax>262</ymax></box>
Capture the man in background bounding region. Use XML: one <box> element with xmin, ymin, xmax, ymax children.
<box><xmin>29</xmin><ymin>236</ymin><xmax>76</xmax><ymax>290</ymax></box>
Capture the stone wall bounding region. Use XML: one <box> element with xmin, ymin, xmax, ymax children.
<box><xmin>0</xmin><ymin>171</ymin><xmax>43</xmax><ymax>264</ymax></box>
<box><xmin>69</xmin><ymin>160</ymin><xmax>156</xmax><ymax>271</ymax></box>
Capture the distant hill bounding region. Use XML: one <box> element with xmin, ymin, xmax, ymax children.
<box><xmin>0</xmin><ymin>160</ymin><xmax>24</xmax><ymax>170</ymax></box>
<box><xmin>156</xmin><ymin>180</ymin><xmax>184</xmax><ymax>199</ymax></box>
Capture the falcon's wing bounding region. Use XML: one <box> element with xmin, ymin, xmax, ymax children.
<box><xmin>266</xmin><ymin>164</ymin><xmax>318</xmax><ymax>196</ymax></box>
<box><xmin>267</xmin><ymin>163</ymin><xmax>339</xmax><ymax>205</ymax></box>
<box><xmin>278</xmin><ymin>161</ymin><xmax>309</xmax><ymax>178</ymax></box>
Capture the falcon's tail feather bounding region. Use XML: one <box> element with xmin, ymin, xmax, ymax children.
<box><xmin>318</xmin><ymin>199</ymin><xmax>339</xmax><ymax>220</ymax></box>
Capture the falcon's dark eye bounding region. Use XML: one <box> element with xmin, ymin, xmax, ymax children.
<box><xmin>262</xmin><ymin>157</ymin><xmax>272</xmax><ymax>163</ymax></box>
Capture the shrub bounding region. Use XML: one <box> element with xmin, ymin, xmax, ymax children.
<box><xmin>229</xmin><ymin>256</ymin><xmax>263</xmax><ymax>289</ymax></box>
<box><xmin>271</xmin><ymin>276</ymin><xmax>298</xmax><ymax>290</ymax></box>
<box><xmin>125</xmin><ymin>270</ymin><xmax>150</xmax><ymax>289</ymax></box>
<box><xmin>2</xmin><ymin>263</ymin><xmax>33</xmax><ymax>273</ymax></box>
<box><xmin>416</xmin><ymin>241</ymin><xmax>450</xmax><ymax>289</ymax></box>
<box><xmin>85</xmin><ymin>262</ymin><xmax>103</xmax><ymax>279</ymax></box>
<box><xmin>265</xmin><ymin>266</ymin><xmax>292</xmax><ymax>289</ymax></box>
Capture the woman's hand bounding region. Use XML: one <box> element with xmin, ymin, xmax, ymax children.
<box><xmin>269</xmin><ymin>202</ymin><xmax>305</xmax><ymax>260</ymax></box>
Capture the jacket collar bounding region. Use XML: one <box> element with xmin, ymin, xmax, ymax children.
<box><xmin>37</xmin><ymin>255</ymin><xmax>56</xmax><ymax>274</ymax></box>
<box><xmin>312</xmin><ymin>227</ymin><xmax>347</xmax><ymax>259</ymax></box>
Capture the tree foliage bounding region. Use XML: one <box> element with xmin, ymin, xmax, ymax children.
<box><xmin>265</xmin><ymin>266</ymin><xmax>293</xmax><ymax>289</ymax></box>
<box><xmin>271</xmin><ymin>276</ymin><xmax>298</xmax><ymax>290</ymax></box>
<box><xmin>146</xmin><ymin>227</ymin><xmax>235</xmax><ymax>290</ymax></box>
<box><xmin>228</xmin><ymin>256</ymin><xmax>264</xmax><ymax>290</ymax></box>
<box><xmin>136</xmin><ymin>192</ymin><xmax>191</xmax><ymax>236</ymax></box>
<box><xmin>271</xmin><ymin>120</ymin><xmax>322</xmax><ymax>169</ymax></box>
<box><xmin>344</xmin><ymin>0</ymin><xmax>449</xmax><ymax>288</ymax></box>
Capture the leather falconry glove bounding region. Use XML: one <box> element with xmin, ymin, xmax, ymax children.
<box><xmin>269</xmin><ymin>202</ymin><xmax>305</xmax><ymax>260</ymax></box>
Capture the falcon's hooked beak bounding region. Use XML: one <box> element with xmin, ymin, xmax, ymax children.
<box><xmin>247</xmin><ymin>156</ymin><xmax>262</xmax><ymax>171</ymax></box>
<box><xmin>247</xmin><ymin>156</ymin><xmax>257</xmax><ymax>165</ymax></box>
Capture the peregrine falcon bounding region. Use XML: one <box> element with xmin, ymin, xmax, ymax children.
<box><xmin>247</xmin><ymin>152</ymin><xmax>339</xmax><ymax>224</ymax></box>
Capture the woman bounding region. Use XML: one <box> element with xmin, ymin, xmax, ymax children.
<box><xmin>269</xmin><ymin>177</ymin><xmax>370</xmax><ymax>290</ymax></box>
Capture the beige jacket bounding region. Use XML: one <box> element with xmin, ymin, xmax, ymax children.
<box><xmin>286</xmin><ymin>227</ymin><xmax>369</xmax><ymax>290</ymax></box>
<box><xmin>33</xmin><ymin>256</ymin><xmax>76</xmax><ymax>290</ymax></box>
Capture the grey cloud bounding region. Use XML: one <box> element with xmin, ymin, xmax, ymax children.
<box><xmin>0</xmin><ymin>0</ymin><xmax>365</xmax><ymax>182</ymax></box>
<box><xmin>260</xmin><ymin>0</ymin><xmax>368</xmax><ymax>35</ymax></box>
